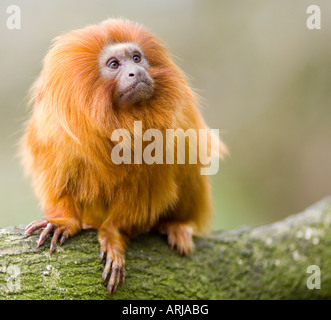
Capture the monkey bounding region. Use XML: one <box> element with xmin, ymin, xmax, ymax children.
<box><xmin>22</xmin><ymin>18</ymin><xmax>228</xmax><ymax>295</ymax></box>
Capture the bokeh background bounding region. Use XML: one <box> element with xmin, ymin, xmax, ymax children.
<box><xmin>0</xmin><ymin>0</ymin><xmax>330</xmax><ymax>229</ymax></box>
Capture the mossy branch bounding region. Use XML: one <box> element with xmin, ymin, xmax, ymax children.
<box><xmin>0</xmin><ymin>198</ymin><xmax>331</xmax><ymax>299</ymax></box>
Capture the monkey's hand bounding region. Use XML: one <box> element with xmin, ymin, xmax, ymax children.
<box><xmin>159</xmin><ymin>221</ymin><xmax>195</xmax><ymax>256</ymax></box>
<box><xmin>98</xmin><ymin>228</ymin><xmax>126</xmax><ymax>295</ymax></box>
<box><xmin>25</xmin><ymin>218</ymin><xmax>80</xmax><ymax>254</ymax></box>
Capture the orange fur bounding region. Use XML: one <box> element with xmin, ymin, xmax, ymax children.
<box><xmin>21</xmin><ymin>18</ymin><xmax>227</xmax><ymax>294</ymax></box>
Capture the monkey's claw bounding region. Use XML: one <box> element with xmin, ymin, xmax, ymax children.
<box><xmin>25</xmin><ymin>220</ymin><xmax>69</xmax><ymax>254</ymax></box>
<box><xmin>159</xmin><ymin>222</ymin><xmax>195</xmax><ymax>256</ymax></box>
<box><xmin>25</xmin><ymin>220</ymin><xmax>48</xmax><ymax>234</ymax></box>
<box><xmin>100</xmin><ymin>246</ymin><xmax>125</xmax><ymax>295</ymax></box>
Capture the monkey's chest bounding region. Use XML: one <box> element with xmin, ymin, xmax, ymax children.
<box><xmin>81</xmin><ymin>164</ymin><xmax>178</xmax><ymax>231</ymax></box>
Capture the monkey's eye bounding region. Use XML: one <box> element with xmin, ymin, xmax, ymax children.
<box><xmin>133</xmin><ymin>55</ymin><xmax>141</xmax><ymax>63</ymax></box>
<box><xmin>108</xmin><ymin>60</ymin><xmax>119</xmax><ymax>69</ymax></box>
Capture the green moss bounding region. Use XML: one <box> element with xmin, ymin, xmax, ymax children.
<box><xmin>0</xmin><ymin>198</ymin><xmax>331</xmax><ymax>299</ymax></box>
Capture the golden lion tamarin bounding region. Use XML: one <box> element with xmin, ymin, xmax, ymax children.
<box><xmin>22</xmin><ymin>18</ymin><xmax>227</xmax><ymax>294</ymax></box>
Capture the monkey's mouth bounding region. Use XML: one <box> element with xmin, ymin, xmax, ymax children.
<box><xmin>119</xmin><ymin>80</ymin><xmax>152</xmax><ymax>98</ymax></box>
<box><xmin>118</xmin><ymin>79</ymin><xmax>154</xmax><ymax>105</ymax></box>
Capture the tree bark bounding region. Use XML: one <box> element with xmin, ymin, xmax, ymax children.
<box><xmin>0</xmin><ymin>197</ymin><xmax>330</xmax><ymax>300</ymax></box>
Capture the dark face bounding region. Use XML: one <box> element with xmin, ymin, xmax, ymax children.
<box><xmin>99</xmin><ymin>42</ymin><xmax>154</xmax><ymax>107</ymax></box>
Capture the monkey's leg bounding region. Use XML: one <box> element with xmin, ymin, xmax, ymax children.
<box><xmin>98</xmin><ymin>225</ymin><xmax>128</xmax><ymax>295</ymax></box>
<box><xmin>158</xmin><ymin>168</ymin><xmax>212</xmax><ymax>256</ymax></box>
<box><xmin>25</xmin><ymin>196</ymin><xmax>81</xmax><ymax>254</ymax></box>
<box><xmin>158</xmin><ymin>221</ymin><xmax>194</xmax><ymax>256</ymax></box>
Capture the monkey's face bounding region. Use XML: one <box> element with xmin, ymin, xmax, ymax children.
<box><xmin>38</xmin><ymin>19</ymin><xmax>185</xmax><ymax>138</ymax></box>
<box><xmin>99</xmin><ymin>42</ymin><xmax>154</xmax><ymax>107</ymax></box>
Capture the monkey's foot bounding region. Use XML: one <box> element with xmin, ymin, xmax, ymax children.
<box><xmin>159</xmin><ymin>222</ymin><xmax>195</xmax><ymax>256</ymax></box>
<box><xmin>98</xmin><ymin>231</ymin><xmax>125</xmax><ymax>295</ymax></box>
<box><xmin>25</xmin><ymin>220</ymin><xmax>72</xmax><ymax>254</ymax></box>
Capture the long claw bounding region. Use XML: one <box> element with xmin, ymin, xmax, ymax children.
<box><xmin>59</xmin><ymin>234</ymin><xmax>66</xmax><ymax>246</ymax></box>
<box><xmin>37</xmin><ymin>223</ymin><xmax>53</xmax><ymax>247</ymax></box>
<box><xmin>25</xmin><ymin>221</ymin><xmax>36</xmax><ymax>231</ymax></box>
<box><xmin>49</xmin><ymin>242</ymin><xmax>56</xmax><ymax>254</ymax></box>
<box><xmin>102</xmin><ymin>256</ymin><xmax>112</xmax><ymax>283</ymax></box>
<box><xmin>108</xmin><ymin>264</ymin><xmax>120</xmax><ymax>291</ymax></box>
<box><xmin>98</xmin><ymin>231</ymin><xmax>126</xmax><ymax>294</ymax></box>
<box><xmin>120</xmin><ymin>268</ymin><xmax>125</xmax><ymax>284</ymax></box>
<box><xmin>25</xmin><ymin>220</ymin><xmax>48</xmax><ymax>234</ymax></box>
<box><xmin>163</xmin><ymin>223</ymin><xmax>194</xmax><ymax>256</ymax></box>
<box><xmin>107</xmin><ymin>282</ymin><xmax>119</xmax><ymax>295</ymax></box>
<box><xmin>107</xmin><ymin>285</ymin><xmax>114</xmax><ymax>295</ymax></box>
<box><xmin>107</xmin><ymin>264</ymin><xmax>124</xmax><ymax>295</ymax></box>
<box><xmin>26</xmin><ymin>219</ymin><xmax>75</xmax><ymax>255</ymax></box>
<box><xmin>168</xmin><ymin>235</ymin><xmax>176</xmax><ymax>250</ymax></box>
<box><xmin>99</xmin><ymin>250</ymin><xmax>105</xmax><ymax>262</ymax></box>
<box><xmin>49</xmin><ymin>228</ymin><xmax>62</xmax><ymax>254</ymax></box>
<box><xmin>106</xmin><ymin>256</ymin><xmax>125</xmax><ymax>295</ymax></box>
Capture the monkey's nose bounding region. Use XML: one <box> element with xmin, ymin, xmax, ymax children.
<box><xmin>128</xmin><ymin>73</ymin><xmax>135</xmax><ymax>77</ymax></box>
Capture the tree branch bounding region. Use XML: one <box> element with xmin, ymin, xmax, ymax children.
<box><xmin>0</xmin><ymin>197</ymin><xmax>330</xmax><ymax>299</ymax></box>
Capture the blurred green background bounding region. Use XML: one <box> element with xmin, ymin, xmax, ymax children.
<box><xmin>0</xmin><ymin>0</ymin><xmax>330</xmax><ymax>230</ymax></box>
